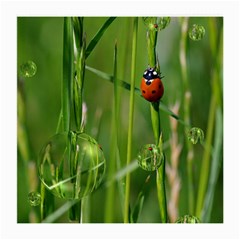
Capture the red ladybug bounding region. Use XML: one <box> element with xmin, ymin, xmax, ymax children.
<box><xmin>140</xmin><ymin>67</ymin><xmax>164</xmax><ymax>102</ymax></box>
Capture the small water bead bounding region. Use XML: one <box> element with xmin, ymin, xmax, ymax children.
<box><xmin>175</xmin><ymin>215</ymin><xmax>200</xmax><ymax>223</ymax></box>
<box><xmin>38</xmin><ymin>132</ymin><xmax>106</xmax><ymax>200</ymax></box>
<box><xmin>187</xmin><ymin>127</ymin><xmax>204</xmax><ymax>144</ymax></box>
<box><xmin>188</xmin><ymin>24</ymin><xmax>205</xmax><ymax>41</ymax></box>
<box><xmin>19</xmin><ymin>61</ymin><xmax>37</xmax><ymax>78</ymax></box>
<box><xmin>28</xmin><ymin>191</ymin><xmax>41</xmax><ymax>206</ymax></box>
<box><xmin>137</xmin><ymin>144</ymin><xmax>163</xmax><ymax>171</ymax></box>
<box><xmin>143</xmin><ymin>17</ymin><xmax>171</xmax><ymax>31</ymax></box>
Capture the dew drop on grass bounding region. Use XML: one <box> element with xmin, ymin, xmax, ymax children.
<box><xmin>175</xmin><ymin>215</ymin><xmax>200</xmax><ymax>223</ymax></box>
<box><xmin>19</xmin><ymin>61</ymin><xmax>37</xmax><ymax>78</ymax></box>
<box><xmin>38</xmin><ymin>131</ymin><xmax>106</xmax><ymax>200</ymax></box>
<box><xmin>137</xmin><ymin>144</ymin><xmax>163</xmax><ymax>171</ymax></box>
<box><xmin>188</xmin><ymin>24</ymin><xmax>205</xmax><ymax>41</ymax></box>
<box><xmin>187</xmin><ymin>127</ymin><xmax>204</xmax><ymax>144</ymax></box>
<box><xmin>28</xmin><ymin>191</ymin><xmax>41</xmax><ymax>206</ymax></box>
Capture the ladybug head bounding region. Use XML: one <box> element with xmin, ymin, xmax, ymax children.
<box><xmin>143</xmin><ymin>67</ymin><xmax>159</xmax><ymax>80</ymax></box>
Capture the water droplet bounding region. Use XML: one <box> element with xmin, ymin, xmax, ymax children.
<box><xmin>143</xmin><ymin>17</ymin><xmax>171</xmax><ymax>31</ymax></box>
<box><xmin>187</xmin><ymin>127</ymin><xmax>204</xmax><ymax>144</ymax></box>
<box><xmin>19</xmin><ymin>61</ymin><xmax>37</xmax><ymax>78</ymax></box>
<box><xmin>28</xmin><ymin>191</ymin><xmax>41</xmax><ymax>206</ymax></box>
<box><xmin>176</xmin><ymin>215</ymin><xmax>200</xmax><ymax>223</ymax></box>
<box><xmin>38</xmin><ymin>132</ymin><xmax>106</xmax><ymax>200</ymax></box>
<box><xmin>137</xmin><ymin>144</ymin><xmax>163</xmax><ymax>171</ymax></box>
<box><xmin>157</xmin><ymin>17</ymin><xmax>171</xmax><ymax>30</ymax></box>
<box><xmin>188</xmin><ymin>24</ymin><xmax>205</xmax><ymax>41</ymax></box>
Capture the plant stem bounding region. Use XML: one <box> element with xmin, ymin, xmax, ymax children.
<box><xmin>156</xmin><ymin>141</ymin><xmax>167</xmax><ymax>223</ymax></box>
<box><xmin>179</xmin><ymin>17</ymin><xmax>195</xmax><ymax>214</ymax></box>
<box><xmin>105</xmin><ymin>41</ymin><xmax>118</xmax><ymax>223</ymax></box>
<box><xmin>62</xmin><ymin>17</ymin><xmax>73</xmax><ymax>132</ymax></box>
<box><xmin>146</xmin><ymin>18</ymin><xmax>168</xmax><ymax>223</ymax></box>
<box><xmin>124</xmin><ymin>17</ymin><xmax>138</xmax><ymax>223</ymax></box>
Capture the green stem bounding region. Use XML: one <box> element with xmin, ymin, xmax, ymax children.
<box><xmin>62</xmin><ymin>17</ymin><xmax>73</xmax><ymax>132</ymax></box>
<box><xmin>179</xmin><ymin>17</ymin><xmax>195</xmax><ymax>214</ymax></box>
<box><xmin>156</xmin><ymin>146</ymin><xmax>167</xmax><ymax>222</ymax></box>
<box><xmin>124</xmin><ymin>17</ymin><xmax>138</xmax><ymax>223</ymax></box>
<box><xmin>105</xmin><ymin>41</ymin><xmax>118</xmax><ymax>223</ymax></box>
<box><xmin>146</xmin><ymin>18</ymin><xmax>168</xmax><ymax>223</ymax></box>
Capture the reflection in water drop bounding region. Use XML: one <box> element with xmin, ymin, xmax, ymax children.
<box><xmin>176</xmin><ymin>215</ymin><xmax>200</xmax><ymax>223</ymax></box>
<box><xmin>188</xmin><ymin>24</ymin><xmax>205</xmax><ymax>41</ymax></box>
<box><xmin>38</xmin><ymin>132</ymin><xmax>106</xmax><ymax>200</ymax></box>
<box><xmin>19</xmin><ymin>61</ymin><xmax>37</xmax><ymax>78</ymax></box>
<box><xmin>28</xmin><ymin>191</ymin><xmax>41</xmax><ymax>206</ymax></box>
<box><xmin>187</xmin><ymin>127</ymin><xmax>204</xmax><ymax>144</ymax></box>
<box><xmin>137</xmin><ymin>144</ymin><xmax>163</xmax><ymax>171</ymax></box>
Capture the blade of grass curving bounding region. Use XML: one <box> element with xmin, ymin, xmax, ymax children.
<box><xmin>130</xmin><ymin>175</ymin><xmax>151</xmax><ymax>223</ymax></box>
<box><xmin>85</xmin><ymin>65</ymin><xmax>186</xmax><ymax>125</ymax></box>
<box><xmin>85</xmin><ymin>17</ymin><xmax>116</xmax><ymax>59</ymax></box>
<box><xmin>201</xmin><ymin>107</ymin><xmax>222</xmax><ymax>222</ymax></box>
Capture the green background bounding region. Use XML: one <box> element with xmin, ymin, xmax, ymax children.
<box><xmin>17</xmin><ymin>17</ymin><xmax>223</xmax><ymax>223</ymax></box>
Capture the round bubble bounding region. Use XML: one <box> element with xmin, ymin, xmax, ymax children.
<box><xmin>176</xmin><ymin>215</ymin><xmax>200</xmax><ymax>223</ymax></box>
<box><xmin>28</xmin><ymin>191</ymin><xmax>41</xmax><ymax>206</ymax></box>
<box><xmin>137</xmin><ymin>144</ymin><xmax>163</xmax><ymax>171</ymax></box>
<box><xmin>38</xmin><ymin>132</ymin><xmax>106</xmax><ymax>200</ymax></box>
<box><xmin>187</xmin><ymin>127</ymin><xmax>204</xmax><ymax>144</ymax></box>
<box><xmin>19</xmin><ymin>61</ymin><xmax>37</xmax><ymax>78</ymax></box>
<box><xmin>188</xmin><ymin>24</ymin><xmax>205</xmax><ymax>41</ymax></box>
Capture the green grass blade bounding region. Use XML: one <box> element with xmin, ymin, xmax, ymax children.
<box><xmin>42</xmin><ymin>200</ymin><xmax>79</xmax><ymax>223</ymax></box>
<box><xmin>85</xmin><ymin>65</ymin><xmax>186</xmax><ymax>125</ymax></box>
<box><xmin>124</xmin><ymin>17</ymin><xmax>138</xmax><ymax>223</ymax></box>
<box><xmin>62</xmin><ymin>17</ymin><xmax>74</xmax><ymax>132</ymax></box>
<box><xmin>85</xmin><ymin>17</ymin><xmax>116</xmax><ymax>59</ymax></box>
<box><xmin>104</xmin><ymin>41</ymin><xmax>118</xmax><ymax>223</ymax></box>
<box><xmin>201</xmin><ymin>107</ymin><xmax>223</xmax><ymax>222</ymax></box>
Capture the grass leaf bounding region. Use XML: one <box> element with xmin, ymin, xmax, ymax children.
<box><xmin>86</xmin><ymin>17</ymin><xmax>116</xmax><ymax>59</ymax></box>
<box><xmin>86</xmin><ymin>65</ymin><xmax>186</xmax><ymax>125</ymax></box>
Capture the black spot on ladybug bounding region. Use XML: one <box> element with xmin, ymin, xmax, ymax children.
<box><xmin>152</xmin><ymin>90</ymin><xmax>156</xmax><ymax>94</ymax></box>
<box><xmin>159</xmin><ymin>84</ymin><xmax>162</xmax><ymax>89</ymax></box>
<box><xmin>142</xmin><ymin>90</ymin><xmax>146</xmax><ymax>94</ymax></box>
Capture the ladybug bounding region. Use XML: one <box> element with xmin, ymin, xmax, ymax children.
<box><xmin>140</xmin><ymin>67</ymin><xmax>164</xmax><ymax>102</ymax></box>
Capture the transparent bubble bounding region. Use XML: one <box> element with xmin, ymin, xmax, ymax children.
<box><xmin>38</xmin><ymin>132</ymin><xmax>106</xmax><ymax>200</ymax></box>
<box><xmin>157</xmin><ymin>17</ymin><xmax>171</xmax><ymax>30</ymax></box>
<box><xmin>175</xmin><ymin>215</ymin><xmax>200</xmax><ymax>223</ymax></box>
<box><xmin>188</xmin><ymin>24</ymin><xmax>205</xmax><ymax>41</ymax></box>
<box><xmin>137</xmin><ymin>144</ymin><xmax>163</xmax><ymax>171</ymax></box>
<box><xmin>143</xmin><ymin>17</ymin><xmax>171</xmax><ymax>31</ymax></box>
<box><xmin>187</xmin><ymin>127</ymin><xmax>204</xmax><ymax>144</ymax></box>
<box><xmin>28</xmin><ymin>191</ymin><xmax>41</xmax><ymax>206</ymax></box>
<box><xmin>19</xmin><ymin>61</ymin><xmax>37</xmax><ymax>78</ymax></box>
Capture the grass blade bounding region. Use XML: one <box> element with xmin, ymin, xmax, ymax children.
<box><xmin>62</xmin><ymin>17</ymin><xmax>73</xmax><ymax>132</ymax></box>
<box><xmin>124</xmin><ymin>17</ymin><xmax>138</xmax><ymax>223</ymax></box>
<box><xmin>85</xmin><ymin>65</ymin><xmax>186</xmax><ymax>125</ymax></box>
<box><xmin>85</xmin><ymin>17</ymin><xmax>116</xmax><ymax>59</ymax></box>
<box><xmin>201</xmin><ymin>107</ymin><xmax>223</xmax><ymax>222</ymax></box>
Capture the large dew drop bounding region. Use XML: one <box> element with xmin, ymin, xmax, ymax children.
<box><xmin>187</xmin><ymin>127</ymin><xmax>204</xmax><ymax>144</ymax></box>
<box><xmin>137</xmin><ymin>144</ymin><xmax>163</xmax><ymax>171</ymax></box>
<box><xmin>38</xmin><ymin>132</ymin><xmax>106</xmax><ymax>200</ymax></box>
<box><xmin>28</xmin><ymin>191</ymin><xmax>41</xmax><ymax>206</ymax></box>
<box><xmin>19</xmin><ymin>61</ymin><xmax>37</xmax><ymax>78</ymax></box>
<box><xmin>188</xmin><ymin>24</ymin><xmax>205</xmax><ymax>41</ymax></box>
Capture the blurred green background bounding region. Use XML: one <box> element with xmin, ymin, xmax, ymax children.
<box><xmin>17</xmin><ymin>17</ymin><xmax>223</xmax><ymax>223</ymax></box>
